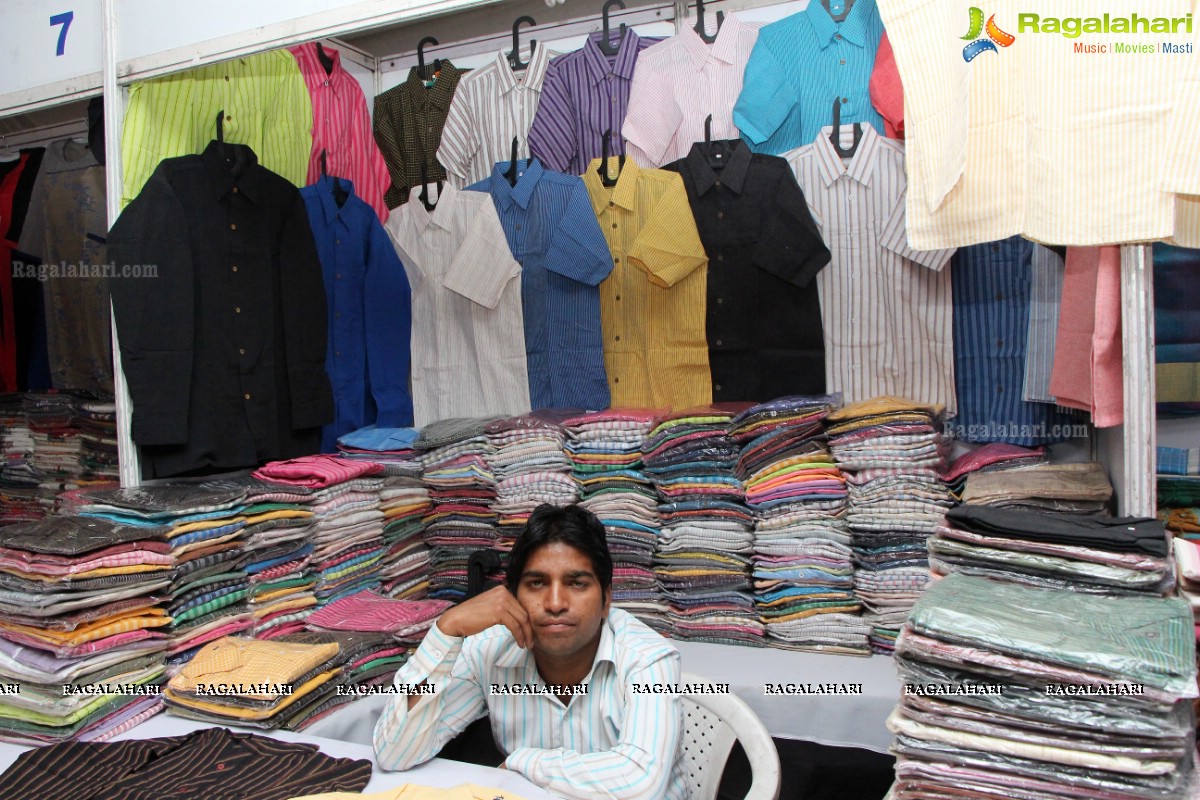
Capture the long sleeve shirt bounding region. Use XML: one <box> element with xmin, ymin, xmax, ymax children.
<box><xmin>300</xmin><ymin>176</ymin><xmax>413</xmax><ymax>452</ymax></box>
<box><xmin>373</xmin><ymin>607</ymin><xmax>689</xmax><ymax>800</ymax></box>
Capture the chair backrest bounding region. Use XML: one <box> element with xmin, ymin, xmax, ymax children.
<box><xmin>677</xmin><ymin>672</ymin><xmax>781</xmax><ymax>800</ymax></box>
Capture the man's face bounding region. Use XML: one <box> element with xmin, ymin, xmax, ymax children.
<box><xmin>514</xmin><ymin>541</ymin><xmax>610</xmax><ymax>660</ymax></box>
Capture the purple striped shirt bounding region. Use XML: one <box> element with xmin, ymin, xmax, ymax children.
<box><xmin>528</xmin><ymin>30</ymin><xmax>661</xmax><ymax>176</ymax></box>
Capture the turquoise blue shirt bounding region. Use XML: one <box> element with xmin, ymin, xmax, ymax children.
<box><xmin>733</xmin><ymin>0</ymin><xmax>885</xmax><ymax>154</ymax></box>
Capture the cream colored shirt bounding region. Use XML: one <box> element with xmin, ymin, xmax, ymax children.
<box><xmin>287</xmin><ymin>785</ymin><xmax>530</xmax><ymax>800</ymax></box>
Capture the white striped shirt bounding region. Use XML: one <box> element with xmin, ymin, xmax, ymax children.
<box><xmin>1023</xmin><ymin>245</ymin><xmax>1065</xmax><ymax>403</ymax></box>
<box><xmin>437</xmin><ymin>48</ymin><xmax>554</xmax><ymax>189</ymax></box>
<box><xmin>374</xmin><ymin>607</ymin><xmax>688</xmax><ymax>800</ymax></box>
<box><xmin>384</xmin><ymin>184</ymin><xmax>531</xmax><ymax>427</ymax></box>
<box><xmin>785</xmin><ymin>125</ymin><xmax>957</xmax><ymax>413</ymax></box>
<box><xmin>877</xmin><ymin>0</ymin><xmax>1200</xmax><ymax>248</ymax></box>
<box><xmin>622</xmin><ymin>14</ymin><xmax>761</xmax><ymax>167</ymax></box>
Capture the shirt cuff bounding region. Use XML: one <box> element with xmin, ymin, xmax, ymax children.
<box><xmin>504</xmin><ymin>746</ymin><xmax>545</xmax><ymax>783</ymax></box>
<box><xmin>406</xmin><ymin>620</ymin><xmax>464</xmax><ymax>678</ymax></box>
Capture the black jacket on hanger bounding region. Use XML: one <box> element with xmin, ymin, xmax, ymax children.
<box><xmin>108</xmin><ymin>140</ymin><xmax>333</xmax><ymax>478</ymax></box>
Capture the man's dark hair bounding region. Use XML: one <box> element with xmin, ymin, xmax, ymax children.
<box><xmin>506</xmin><ymin>504</ymin><xmax>613</xmax><ymax>594</ymax></box>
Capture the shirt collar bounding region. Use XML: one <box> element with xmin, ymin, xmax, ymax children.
<box><xmin>583</xmin><ymin>156</ymin><xmax>642</xmax><ymax>215</ymax></box>
<box><xmin>488</xmin><ymin>157</ymin><xmax>544</xmax><ymax>211</ymax></box>
<box><xmin>581</xmin><ymin>29</ymin><xmax>643</xmax><ymax>86</ymax></box>
<box><xmin>680</xmin><ymin>13</ymin><xmax>744</xmax><ymax>70</ymax></box>
<box><xmin>813</xmin><ymin>123</ymin><xmax>881</xmax><ymax>187</ymax></box>
<box><xmin>295</xmin><ymin>42</ymin><xmax>350</xmax><ymax>97</ymax></box>
<box><xmin>494</xmin><ymin>45</ymin><xmax>552</xmax><ymax>96</ymax></box>
<box><xmin>684</xmin><ymin>138</ymin><xmax>752</xmax><ymax>196</ymax></box>
<box><xmin>406</xmin><ymin>182</ymin><xmax>458</xmax><ymax>232</ymax></box>
<box><xmin>313</xmin><ymin>175</ymin><xmax>358</xmax><ymax>225</ymax></box>
<box><xmin>493</xmin><ymin>612</ymin><xmax>619</xmax><ymax>671</ymax></box>
<box><xmin>403</xmin><ymin>60</ymin><xmax>460</xmax><ymax>111</ymax></box>
<box><xmin>202</xmin><ymin>139</ymin><xmax>262</xmax><ymax>203</ymax></box>
<box><xmin>805</xmin><ymin>0</ymin><xmax>875</xmax><ymax>49</ymax></box>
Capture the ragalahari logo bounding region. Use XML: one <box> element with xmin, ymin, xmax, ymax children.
<box><xmin>961</xmin><ymin>7</ymin><xmax>1016</xmax><ymax>61</ymax></box>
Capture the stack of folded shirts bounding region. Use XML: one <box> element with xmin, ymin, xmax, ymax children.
<box><xmin>889</xmin><ymin>573</ymin><xmax>1197</xmax><ymax>800</ymax></box>
<box><xmin>336</xmin><ymin>425</ymin><xmax>425</xmax><ymax>478</ymax></box>
<box><xmin>0</xmin><ymin>516</ymin><xmax>173</xmax><ymax>743</ymax></box>
<box><xmin>564</xmin><ymin>409</ymin><xmax>665</xmax><ymax>627</ymax></box>
<box><xmin>486</xmin><ymin>413</ymin><xmax>578</xmax><ymax>556</ymax></box>
<box><xmin>1157</xmin><ymin>473</ymin><xmax>1200</xmax><ymax>542</ymax></box>
<box><xmin>646</xmin><ymin>404</ymin><xmax>763</xmax><ymax>646</ymax></box>
<box><xmin>75</xmin><ymin>401</ymin><xmax>120</xmax><ymax>480</ymax></box>
<box><xmin>376</xmin><ymin>476</ymin><xmax>433</xmax><ymax>599</ymax></box>
<box><xmin>0</xmin><ymin>395</ymin><xmax>40</xmax><ymax>524</ymax></box>
<box><xmin>1172</xmin><ymin>539</ymin><xmax>1200</xmax><ymax>637</ymax></box>
<box><xmin>940</xmin><ymin>443</ymin><xmax>1047</xmax><ymax>498</ymax></box>
<box><xmin>827</xmin><ymin>397</ymin><xmax>953</xmax><ymax>655</ymax></box>
<box><xmin>26</xmin><ymin>394</ymin><xmax>86</xmax><ymax>513</ymax></box>
<box><xmin>416</xmin><ymin>418</ymin><xmax>503</xmax><ymax>601</ymax></box>
<box><xmin>239</xmin><ymin>502</ymin><xmax>318</xmax><ymax>639</ymax></box>
<box><xmin>273</xmin><ymin>630</ymin><xmax>399</xmax><ymax>729</ymax></box>
<box><xmin>77</xmin><ymin>483</ymin><xmax>255</xmax><ymax>669</ymax></box>
<box><xmin>732</xmin><ymin>396</ymin><xmax>871</xmax><ymax>655</ymax></box>
<box><xmin>961</xmin><ymin>462</ymin><xmax>1113</xmax><ymax>513</ymax></box>
<box><xmin>930</xmin><ymin>505</ymin><xmax>1174</xmax><ymax>595</ymax></box>
<box><xmin>164</xmin><ymin>636</ymin><xmax>341</xmax><ymax>729</ymax></box>
<box><xmin>255</xmin><ymin>456</ymin><xmax>388</xmax><ymax>608</ymax></box>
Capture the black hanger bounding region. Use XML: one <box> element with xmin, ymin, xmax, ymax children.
<box><xmin>215</xmin><ymin>109</ymin><xmax>231</xmax><ymax>162</ymax></box>
<box><xmin>466</xmin><ymin>549</ymin><xmax>503</xmax><ymax>599</ymax></box>
<box><xmin>417</xmin><ymin>36</ymin><xmax>441</xmax><ymax>81</ymax></box>
<box><xmin>321</xmin><ymin>149</ymin><xmax>349</xmax><ymax>208</ymax></box>
<box><xmin>700</xmin><ymin>112</ymin><xmax>732</xmax><ymax>168</ymax></box>
<box><xmin>508</xmin><ymin>16</ymin><xmax>537</xmax><ymax>70</ymax></box>
<box><xmin>315</xmin><ymin>42</ymin><xmax>335</xmax><ymax>76</ymax></box>
<box><xmin>418</xmin><ymin>163</ymin><xmax>441</xmax><ymax>211</ymax></box>
<box><xmin>694</xmin><ymin>0</ymin><xmax>724</xmax><ymax>44</ymax></box>
<box><xmin>597</xmin><ymin>129</ymin><xmax>624</xmax><ymax>188</ymax></box>
<box><xmin>598</xmin><ymin>0</ymin><xmax>627</xmax><ymax>56</ymax></box>
<box><xmin>503</xmin><ymin>137</ymin><xmax>521</xmax><ymax>187</ymax></box>
<box><xmin>830</xmin><ymin>97</ymin><xmax>862</xmax><ymax>158</ymax></box>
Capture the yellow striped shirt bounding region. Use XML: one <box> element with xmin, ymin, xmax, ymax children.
<box><xmin>581</xmin><ymin>157</ymin><xmax>711</xmax><ymax>409</ymax></box>
<box><xmin>120</xmin><ymin>49</ymin><xmax>312</xmax><ymax>206</ymax></box>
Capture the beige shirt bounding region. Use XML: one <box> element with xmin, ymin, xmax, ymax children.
<box><xmin>288</xmin><ymin>786</ymin><xmax>530</xmax><ymax>800</ymax></box>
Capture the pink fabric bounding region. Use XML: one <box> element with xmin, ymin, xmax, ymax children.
<box><xmin>0</xmin><ymin>550</ymin><xmax>174</xmax><ymax>576</ymax></box>
<box><xmin>560</xmin><ymin>408</ymin><xmax>667</xmax><ymax>427</ymax></box>
<box><xmin>253</xmin><ymin>454</ymin><xmax>383</xmax><ymax>488</ymax></box>
<box><xmin>306</xmin><ymin>591</ymin><xmax>451</xmax><ymax>633</ymax></box>
<box><xmin>289</xmin><ymin>43</ymin><xmax>391</xmax><ymax>221</ymax></box>
<box><xmin>1049</xmin><ymin>246</ymin><xmax>1124</xmax><ymax>427</ymax></box>
<box><xmin>870</xmin><ymin>32</ymin><xmax>904</xmax><ymax>139</ymax></box>
<box><xmin>940</xmin><ymin>443</ymin><xmax>1046</xmax><ymax>481</ymax></box>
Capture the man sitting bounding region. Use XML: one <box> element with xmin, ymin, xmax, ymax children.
<box><xmin>374</xmin><ymin>503</ymin><xmax>688</xmax><ymax>799</ymax></box>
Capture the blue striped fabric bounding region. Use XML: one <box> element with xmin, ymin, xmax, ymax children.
<box><xmin>467</xmin><ymin>158</ymin><xmax>614</xmax><ymax>410</ymax></box>
<box><xmin>951</xmin><ymin>237</ymin><xmax>1085</xmax><ymax>445</ymax></box>
<box><xmin>528</xmin><ymin>31</ymin><xmax>661</xmax><ymax>176</ymax></box>
<box><xmin>374</xmin><ymin>607</ymin><xmax>689</xmax><ymax>799</ymax></box>
<box><xmin>733</xmin><ymin>0</ymin><xmax>884</xmax><ymax>155</ymax></box>
<box><xmin>1157</xmin><ymin>446</ymin><xmax>1200</xmax><ymax>476</ymax></box>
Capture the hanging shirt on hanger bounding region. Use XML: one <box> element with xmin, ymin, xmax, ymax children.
<box><xmin>466</xmin><ymin>157</ymin><xmax>613</xmax><ymax>410</ymax></box>
<box><xmin>2</xmin><ymin>147</ymin><xmax>48</xmax><ymax>393</ymax></box>
<box><xmin>663</xmin><ymin>139</ymin><xmax>831</xmax><ymax>402</ymax></box>
<box><xmin>438</xmin><ymin>47</ymin><xmax>554</xmax><ymax>188</ymax></box>
<box><xmin>300</xmin><ymin>175</ymin><xmax>413</xmax><ymax>453</ymax></box>
<box><xmin>289</xmin><ymin>43</ymin><xmax>392</xmax><ymax>222</ymax></box>
<box><xmin>0</xmin><ymin>152</ymin><xmax>34</xmax><ymax>393</ymax></box>
<box><xmin>108</xmin><ymin>141</ymin><xmax>333</xmax><ymax>479</ymax></box>
<box><xmin>528</xmin><ymin>30</ymin><xmax>660</xmax><ymax>176</ymax></box>
<box><xmin>623</xmin><ymin>14</ymin><xmax>761</xmax><ymax>167</ymax></box>
<box><xmin>580</xmin><ymin>157</ymin><xmax>710</xmax><ymax>409</ymax></box>
<box><xmin>384</xmin><ymin>183</ymin><xmax>530</xmax><ymax>427</ymax></box>
<box><xmin>374</xmin><ymin>61</ymin><xmax>465</xmax><ymax>209</ymax></box>
<box><xmin>1154</xmin><ymin>243</ymin><xmax>1200</xmax><ymax>412</ymax></box>
<box><xmin>733</xmin><ymin>0</ymin><xmax>885</xmax><ymax>155</ymax></box>
<box><xmin>786</xmin><ymin>125</ymin><xmax>957</xmax><ymax>412</ymax></box>
<box><xmin>1022</xmin><ymin>246</ymin><xmax>1066</xmax><ymax>404</ymax></box>
<box><xmin>950</xmin><ymin>237</ymin><xmax>1085</xmax><ymax>445</ymax></box>
<box><xmin>17</xmin><ymin>138</ymin><xmax>113</xmax><ymax>398</ymax></box>
<box><xmin>120</xmin><ymin>49</ymin><xmax>312</xmax><ymax>207</ymax></box>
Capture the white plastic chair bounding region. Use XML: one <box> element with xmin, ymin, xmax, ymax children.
<box><xmin>677</xmin><ymin>671</ymin><xmax>782</xmax><ymax>800</ymax></box>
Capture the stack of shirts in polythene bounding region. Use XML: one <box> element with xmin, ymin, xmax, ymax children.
<box><xmin>336</xmin><ymin>425</ymin><xmax>425</xmax><ymax>478</ymax></box>
<box><xmin>164</xmin><ymin>636</ymin><xmax>341</xmax><ymax>729</ymax></box>
<box><xmin>76</xmin><ymin>483</ymin><xmax>254</xmax><ymax>672</ymax></box>
<box><xmin>563</xmin><ymin>409</ymin><xmax>665</xmax><ymax>629</ymax></box>
<box><xmin>645</xmin><ymin>403</ymin><xmax>764</xmax><ymax>646</ymax></box>
<box><xmin>0</xmin><ymin>394</ymin><xmax>40</xmax><ymax>523</ymax></box>
<box><xmin>0</xmin><ymin>516</ymin><xmax>172</xmax><ymax>743</ymax></box>
<box><xmin>376</xmin><ymin>476</ymin><xmax>433</xmax><ymax>599</ymax></box>
<box><xmin>938</xmin><ymin>443</ymin><xmax>1047</xmax><ymax>499</ymax></box>
<box><xmin>731</xmin><ymin>395</ymin><xmax>871</xmax><ymax>655</ymax></box>
<box><xmin>826</xmin><ymin>397</ymin><xmax>954</xmax><ymax>655</ymax></box>
<box><xmin>486</xmin><ymin>412</ymin><xmax>579</xmax><ymax>558</ymax></box>
<box><xmin>960</xmin><ymin>462</ymin><xmax>1113</xmax><ymax>514</ymax></box>
<box><xmin>889</xmin><ymin>572</ymin><xmax>1197</xmax><ymax>800</ymax></box>
<box><xmin>415</xmin><ymin>417</ymin><xmax>504</xmax><ymax>601</ymax></box>
<box><xmin>930</xmin><ymin>505</ymin><xmax>1175</xmax><ymax>596</ymax></box>
<box><xmin>75</xmin><ymin>401</ymin><xmax>119</xmax><ymax>481</ymax></box>
<box><xmin>25</xmin><ymin>393</ymin><xmax>83</xmax><ymax>511</ymax></box>
<box><xmin>254</xmin><ymin>455</ymin><xmax>388</xmax><ymax>608</ymax></box>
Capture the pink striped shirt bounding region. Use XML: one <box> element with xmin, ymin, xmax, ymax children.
<box><xmin>253</xmin><ymin>454</ymin><xmax>383</xmax><ymax>488</ymax></box>
<box><xmin>289</xmin><ymin>43</ymin><xmax>392</xmax><ymax>222</ymax></box>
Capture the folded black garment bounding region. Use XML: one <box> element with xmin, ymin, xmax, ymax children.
<box><xmin>0</xmin><ymin>516</ymin><xmax>167</xmax><ymax>555</ymax></box>
<box><xmin>946</xmin><ymin>504</ymin><xmax>1168</xmax><ymax>557</ymax></box>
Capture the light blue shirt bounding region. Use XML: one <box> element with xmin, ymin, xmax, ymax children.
<box><xmin>374</xmin><ymin>606</ymin><xmax>689</xmax><ymax>800</ymax></box>
<box><xmin>733</xmin><ymin>0</ymin><xmax>885</xmax><ymax>154</ymax></box>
